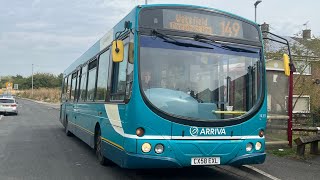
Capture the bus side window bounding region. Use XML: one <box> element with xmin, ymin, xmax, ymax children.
<box><xmin>79</xmin><ymin>65</ymin><xmax>88</xmax><ymax>101</ymax></box>
<box><xmin>87</xmin><ymin>60</ymin><xmax>98</xmax><ymax>101</ymax></box>
<box><xmin>71</xmin><ymin>71</ymin><xmax>78</xmax><ymax>101</ymax></box>
<box><xmin>67</xmin><ymin>75</ymin><xmax>72</xmax><ymax>101</ymax></box>
<box><xmin>76</xmin><ymin>68</ymin><xmax>82</xmax><ymax>102</ymax></box>
<box><xmin>125</xmin><ymin>39</ymin><xmax>134</xmax><ymax>101</ymax></box>
<box><xmin>96</xmin><ymin>50</ymin><xmax>110</xmax><ymax>101</ymax></box>
<box><xmin>62</xmin><ymin>77</ymin><xmax>68</xmax><ymax>102</ymax></box>
<box><xmin>110</xmin><ymin>43</ymin><xmax>129</xmax><ymax>101</ymax></box>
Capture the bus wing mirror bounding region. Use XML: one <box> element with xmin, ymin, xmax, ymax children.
<box><xmin>283</xmin><ymin>53</ymin><xmax>290</xmax><ymax>76</ymax></box>
<box><xmin>128</xmin><ymin>42</ymin><xmax>134</xmax><ymax>64</ymax></box>
<box><xmin>112</xmin><ymin>40</ymin><xmax>124</xmax><ymax>63</ymax></box>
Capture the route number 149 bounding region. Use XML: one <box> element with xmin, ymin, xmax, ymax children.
<box><xmin>220</xmin><ymin>21</ymin><xmax>241</xmax><ymax>37</ymax></box>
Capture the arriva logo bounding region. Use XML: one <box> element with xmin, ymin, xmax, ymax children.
<box><xmin>189</xmin><ymin>127</ymin><xmax>226</xmax><ymax>136</ymax></box>
<box><xmin>190</xmin><ymin>127</ymin><xmax>199</xmax><ymax>136</ymax></box>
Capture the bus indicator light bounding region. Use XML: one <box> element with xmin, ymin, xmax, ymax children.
<box><xmin>136</xmin><ymin>127</ymin><xmax>145</xmax><ymax>137</ymax></box>
<box><xmin>259</xmin><ymin>130</ymin><xmax>264</xmax><ymax>137</ymax></box>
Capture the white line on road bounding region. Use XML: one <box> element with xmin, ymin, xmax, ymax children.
<box><xmin>243</xmin><ymin>165</ymin><xmax>281</xmax><ymax>180</ymax></box>
<box><xmin>0</xmin><ymin>115</ymin><xmax>3</xmax><ymax>120</ymax></box>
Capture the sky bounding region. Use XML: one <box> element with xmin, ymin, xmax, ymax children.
<box><xmin>0</xmin><ymin>0</ymin><xmax>318</xmax><ymax>77</ymax></box>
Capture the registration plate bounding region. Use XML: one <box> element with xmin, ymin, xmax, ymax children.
<box><xmin>191</xmin><ymin>157</ymin><xmax>220</xmax><ymax>165</ymax></box>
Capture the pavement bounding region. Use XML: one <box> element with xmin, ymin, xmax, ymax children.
<box><xmin>0</xmin><ymin>98</ymin><xmax>319</xmax><ymax>180</ymax></box>
<box><xmin>254</xmin><ymin>155</ymin><xmax>320</xmax><ymax>180</ymax></box>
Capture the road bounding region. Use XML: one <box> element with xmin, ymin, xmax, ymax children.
<box><xmin>0</xmin><ymin>99</ymin><xmax>271</xmax><ymax>180</ymax></box>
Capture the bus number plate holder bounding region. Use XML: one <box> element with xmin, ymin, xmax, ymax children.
<box><xmin>191</xmin><ymin>157</ymin><xmax>220</xmax><ymax>165</ymax></box>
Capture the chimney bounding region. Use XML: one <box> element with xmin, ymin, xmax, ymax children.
<box><xmin>261</xmin><ymin>22</ymin><xmax>269</xmax><ymax>32</ymax></box>
<box><xmin>303</xmin><ymin>29</ymin><xmax>311</xmax><ymax>39</ymax></box>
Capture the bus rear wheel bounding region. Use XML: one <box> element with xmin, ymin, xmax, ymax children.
<box><xmin>95</xmin><ymin>128</ymin><xmax>111</xmax><ymax>166</ymax></box>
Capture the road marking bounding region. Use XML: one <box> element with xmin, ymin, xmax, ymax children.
<box><xmin>0</xmin><ymin>115</ymin><xmax>3</xmax><ymax>120</ymax></box>
<box><xmin>243</xmin><ymin>165</ymin><xmax>281</xmax><ymax>180</ymax></box>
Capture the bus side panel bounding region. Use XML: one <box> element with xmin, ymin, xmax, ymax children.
<box><xmin>75</xmin><ymin>103</ymin><xmax>98</xmax><ymax>148</ymax></box>
<box><xmin>65</xmin><ymin>102</ymin><xmax>76</xmax><ymax>133</ymax></box>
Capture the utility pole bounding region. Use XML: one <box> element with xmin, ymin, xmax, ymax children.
<box><xmin>145</xmin><ymin>0</ymin><xmax>147</xmax><ymax>5</ymax></box>
<box><xmin>32</xmin><ymin>64</ymin><xmax>34</xmax><ymax>98</ymax></box>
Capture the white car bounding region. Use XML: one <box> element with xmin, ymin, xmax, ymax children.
<box><xmin>0</xmin><ymin>97</ymin><xmax>18</xmax><ymax>115</ymax></box>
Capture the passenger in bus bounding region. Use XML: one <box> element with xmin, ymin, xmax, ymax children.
<box><xmin>142</xmin><ymin>71</ymin><xmax>153</xmax><ymax>90</ymax></box>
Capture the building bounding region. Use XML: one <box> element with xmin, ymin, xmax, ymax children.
<box><xmin>263</xmin><ymin>22</ymin><xmax>320</xmax><ymax>127</ymax></box>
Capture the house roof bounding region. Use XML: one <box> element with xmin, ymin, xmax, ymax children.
<box><xmin>264</xmin><ymin>35</ymin><xmax>316</xmax><ymax>57</ymax></box>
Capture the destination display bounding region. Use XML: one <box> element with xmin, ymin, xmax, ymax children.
<box><xmin>139</xmin><ymin>8</ymin><xmax>260</xmax><ymax>41</ymax></box>
<box><xmin>163</xmin><ymin>9</ymin><xmax>243</xmax><ymax>38</ymax></box>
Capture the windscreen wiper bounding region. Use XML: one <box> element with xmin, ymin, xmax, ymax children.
<box><xmin>193</xmin><ymin>34</ymin><xmax>257</xmax><ymax>54</ymax></box>
<box><xmin>151</xmin><ymin>30</ymin><xmax>213</xmax><ymax>49</ymax></box>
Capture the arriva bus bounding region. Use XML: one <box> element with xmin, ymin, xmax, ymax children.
<box><xmin>60</xmin><ymin>4</ymin><xmax>270</xmax><ymax>168</ymax></box>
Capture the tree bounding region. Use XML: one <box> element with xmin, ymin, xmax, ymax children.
<box><xmin>0</xmin><ymin>73</ymin><xmax>63</xmax><ymax>90</ymax></box>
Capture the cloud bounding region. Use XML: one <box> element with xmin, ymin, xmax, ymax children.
<box><xmin>31</xmin><ymin>0</ymin><xmax>41</xmax><ymax>8</ymax></box>
<box><xmin>15</xmin><ymin>21</ymin><xmax>54</xmax><ymax>29</ymax></box>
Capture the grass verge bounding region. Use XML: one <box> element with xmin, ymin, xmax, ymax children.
<box><xmin>17</xmin><ymin>88</ymin><xmax>60</xmax><ymax>103</ymax></box>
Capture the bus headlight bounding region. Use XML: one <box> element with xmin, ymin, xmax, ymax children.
<box><xmin>246</xmin><ymin>143</ymin><xmax>253</xmax><ymax>152</ymax></box>
<box><xmin>155</xmin><ymin>144</ymin><xmax>164</xmax><ymax>154</ymax></box>
<box><xmin>255</xmin><ymin>142</ymin><xmax>262</xmax><ymax>151</ymax></box>
<box><xmin>142</xmin><ymin>143</ymin><xmax>151</xmax><ymax>153</ymax></box>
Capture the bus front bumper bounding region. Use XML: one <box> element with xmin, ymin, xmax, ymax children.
<box><xmin>123</xmin><ymin>152</ymin><xmax>182</xmax><ymax>169</ymax></box>
<box><xmin>122</xmin><ymin>152</ymin><xmax>266</xmax><ymax>169</ymax></box>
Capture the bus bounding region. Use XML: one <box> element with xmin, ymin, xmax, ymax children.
<box><xmin>60</xmin><ymin>4</ymin><xmax>269</xmax><ymax>168</ymax></box>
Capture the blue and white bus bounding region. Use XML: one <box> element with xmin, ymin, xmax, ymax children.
<box><xmin>60</xmin><ymin>4</ymin><xmax>267</xmax><ymax>168</ymax></box>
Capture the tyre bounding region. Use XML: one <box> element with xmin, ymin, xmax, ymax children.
<box><xmin>65</xmin><ymin>119</ymin><xmax>73</xmax><ymax>136</ymax></box>
<box><xmin>95</xmin><ymin>127</ymin><xmax>111</xmax><ymax>166</ymax></box>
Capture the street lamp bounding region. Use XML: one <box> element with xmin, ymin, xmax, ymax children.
<box><xmin>254</xmin><ymin>0</ymin><xmax>262</xmax><ymax>22</ymax></box>
<box><xmin>32</xmin><ymin>64</ymin><xmax>34</xmax><ymax>98</ymax></box>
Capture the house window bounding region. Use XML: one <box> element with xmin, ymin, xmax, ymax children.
<box><xmin>293</xmin><ymin>95</ymin><xmax>310</xmax><ymax>113</ymax></box>
<box><xmin>286</xmin><ymin>95</ymin><xmax>310</xmax><ymax>113</ymax></box>
<box><xmin>293</xmin><ymin>61</ymin><xmax>311</xmax><ymax>75</ymax></box>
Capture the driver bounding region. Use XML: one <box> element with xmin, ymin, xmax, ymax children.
<box><xmin>142</xmin><ymin>71</ymin><xmax>152</xmax><ymax>90</ymax></box>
